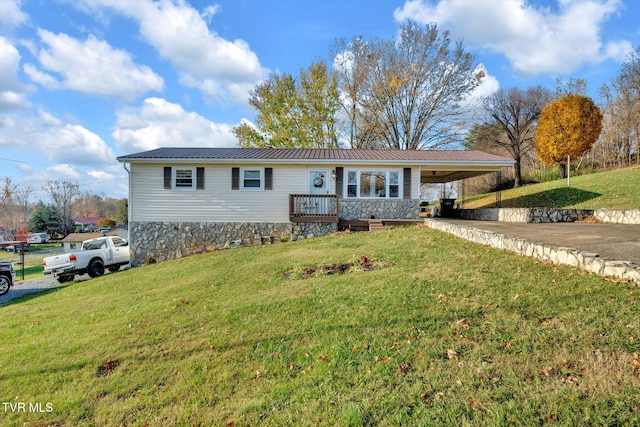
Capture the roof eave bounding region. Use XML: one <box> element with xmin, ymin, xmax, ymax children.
<box><xmin>117</xmin><ymin>157</ymin><xmax>514</xmax><ymax>168</ymax></box>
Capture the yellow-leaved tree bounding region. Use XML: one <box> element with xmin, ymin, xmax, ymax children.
<box><xmin>534</xmin><ymin>94</ymin><xmax>603</xmax><ymax>179</ymax></box>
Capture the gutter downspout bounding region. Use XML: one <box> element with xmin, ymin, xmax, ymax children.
<box><xmin>122</xmin><ymin>162</ymin><xmax>131</xmax><ymax>247</ymax></box>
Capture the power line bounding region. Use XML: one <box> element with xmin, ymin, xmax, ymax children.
<box><xmin>0</xmin><ymin>157</ymin><xmax>55</xmax><ymax>167</ymax></box>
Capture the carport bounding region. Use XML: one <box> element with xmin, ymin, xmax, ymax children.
<box><xmin>417</xmin><ymin>152</ymin><xmax>514</xmax><ymax>214</ymax></box>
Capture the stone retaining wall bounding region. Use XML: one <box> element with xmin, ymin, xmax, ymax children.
<box><xmin>129</xmin><ymin>221</ymin><xmax>337</xmax><ymax>265</ymax></box>
<box><xmin>339</xmin><ymin>199</ymin><xmax>419</xmax><ymax>219</ymax></box>
<box><xmin>424</xmin><ymin>219</ymin><xmax>640</xmax><ymax>285</ymax></box>
<box><xmin>593</xmin><ymin>209</ymin><xmax>640</xmax><ymax>224</ymax></box>
<box><xmin>457</xmin><ymin>208</ymin><xmax>640</xmax><ymax>224</ymax></box>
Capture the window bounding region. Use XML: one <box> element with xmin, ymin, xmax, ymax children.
<box><xmin>175</xmin><ymin>169</ymin><xmax>194</xmax><ymax>188</ymax></box>
<box><xmin>112</xmin><ymin>237</ymin><xmax>127</xmax><ymax>247</ymax></box>
<box><xmin>345</xmin><ymin>170</ymin><xmax>401</xmax><ymax>199</ymax></box>
<box><xmin>242</xmin><ymin>169</ymin><xmax>262</xmax><ymax>189</ymax></box>
<box><xmin>232</xmin><ymin>167</ymin><xmax>272</xmax><ymax>190</ymax></box>
<box><xmin>164</xmin><ymin>167</ymin><xmax>204</xmax><ymax>190</ymax></box>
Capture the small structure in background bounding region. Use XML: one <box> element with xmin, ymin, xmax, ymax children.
<box><xmin>61</xmin><ymin>233</ymin><xmax>102</xmax><ymax>253</ymax></box>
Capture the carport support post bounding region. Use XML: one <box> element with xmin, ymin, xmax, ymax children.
<box><xmin>495</xmin><ymin>171</ymin><xmax>502</xmax><ymax>208</ymax></box>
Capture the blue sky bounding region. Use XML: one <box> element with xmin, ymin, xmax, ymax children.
<box><xmin>0</xmin><ymin>0</ymin><xmax>638</xmax><ymax>200</ymax></box>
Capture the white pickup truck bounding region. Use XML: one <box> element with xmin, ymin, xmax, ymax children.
<box><xmin>43</xmin><ymin>236</ymin><xmax>130</xmax><ymax>283</ymax></box>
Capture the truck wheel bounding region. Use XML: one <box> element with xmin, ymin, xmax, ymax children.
<box><xmin>88</xmin><ymin>260</ymin><xmax>105</xmax><ymax>278</ymax></box>
<box><xmin>0</xmin><ymin>275</ymin><xmax>10</xmax><ymax>296</ymax></box>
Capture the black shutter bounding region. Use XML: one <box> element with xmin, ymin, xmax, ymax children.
<box><xmin>264</xmin><ymin>168</ymin><xmax>273</xmax><ymax>190</ymax></box>
<box><xmin>403</xmin><ymin>168</ymin><xmax>411</xmax><ymax>199</ymax></box>
<box><xmin>196</xmin><ymin>167</ymin><xmax>205</xmax><ymax>190</ymax></box>
<box><xmin>335</xmin><ymin>167</ymin><xmax>343</xmax><ymax>197</ymax></box>
<box><xmin>164</xmin><ymin>167</ymin><xmax>172</xmax><ymax>189</ymax></box>
<box><xmin>231</xmin><ymin>167</ymin><xmax>240</xmax><ymax>190</ymax></box>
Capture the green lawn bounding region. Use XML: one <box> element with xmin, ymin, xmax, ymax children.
<box><xmin>463</xmin><ymin>165</ymin><xmax>640</xmax><ymax>209</ymax></box>
<box><xmin>2</xmin><ymin>244</ymin><xmax>60</xmax><ymax>281</ymax></box>
<box><xmin>2</xmin><ymin>226</ymin><xmax>640</xmax><ymax>426</ymax></box>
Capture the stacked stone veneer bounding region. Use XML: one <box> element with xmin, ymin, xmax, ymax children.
<box><xmin>457</xmin><ymin>208</ymin><xmax>640</xmax><ymax>224</ymax></box>
<box><xmin>593</xmin><ymin>209</ymin><xmax>640</xmax><ymax>224</ymax></box>
<box><xmin>339</xmin><ymin>199</ymin><xmax>419</xmax><ymax>219</ymax></box>
<box><xmin>424</xmin><ymin>219</ymin><xmax>640</xmax><ymax>285</ymax></box>
<box><xmin>129</xmin><ymin>221</ymin><xmax>337</xmax><ymax>265</ymax></box>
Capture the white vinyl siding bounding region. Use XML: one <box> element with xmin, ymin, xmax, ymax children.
<box><xmin>130</xmin><ymin>164</ymin><xmax>307</xmax><ymax>223</ymax></box>
<box><xmin>129</xmin><ymin>164</ymin><xmax>420</xmax><ymax>223</ymax></box>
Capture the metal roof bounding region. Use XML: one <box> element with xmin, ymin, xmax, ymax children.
<box><xmin>117</xmin><ymin>147</ymin><xmax>513</xmax><ymax>164</ymax></box>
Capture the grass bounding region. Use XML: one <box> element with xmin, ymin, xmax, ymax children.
<box><xmin>2</xmin><ymin>226</ymin><xmax>640</xmax><ymax>426</ymax></box>
<box><xmin>2</xmin><ymin>244</ymin><xmax>61</xmax><ymax>281</ymax></box>
<box><xmin>463</xmin><ymin>165</ymin><xmax>640</xmax><ymax>209</ymax></box>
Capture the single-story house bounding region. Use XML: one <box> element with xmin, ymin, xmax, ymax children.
<box><xmin>61</xmin><ymin>232</ymin><xmax>103</xmax><ymax>253</ymax></box>
<box><xmin>117</xmin><ymin>147</ymin><xmax>513</xmax><ymax>265</ymax></box>
<box><xmin>74</xmin><ymin>217</ymin><xmax>101</xmax><ymax>233</ymax></box>
<box><xmin>104</xmin><ymin>225</ymin><xmax>128</xmax><ymax>240</ymax></box>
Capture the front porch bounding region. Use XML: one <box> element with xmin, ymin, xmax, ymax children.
<box><xmin>289</xmin><ymin>194</ymin><xmax>421</xmax><ymax>225</ymax></box>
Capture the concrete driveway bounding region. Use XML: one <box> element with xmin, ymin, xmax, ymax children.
<box><xmin>440</xmin><ymin>220</ymin><xmax>640</xmax><ymax>265</ymax></box>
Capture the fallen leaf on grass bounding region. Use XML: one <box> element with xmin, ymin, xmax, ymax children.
<box><xmin>319</xmin><ymin>354</ymin><xmax>328</xmax><ymax>361</ymax></box>
<box><xmin>446</xmin><ymin>349</ymin><xmax>459</xmax><ymax>360</ymax></box>
<box><xmin>396</xmin><ymin>362</ymin><xmax>411</xmax><ymax>376</ymax></box>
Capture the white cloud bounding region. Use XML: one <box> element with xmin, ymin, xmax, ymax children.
<box><xmin>394</xmin><ymin>0</ymin><xmax>631</xmax><ymax>76</ymax></box>
<box><xmin>74</xmin><ymin>0</ymin><xmax>268</xmax><ymax>104</ymax></box>
<box><xmin>24</xmin><ymin>29</ymin><xmax>164</xmax><ymax>99</ymax></box>
<box><xmin>0</xmin><ymin>110</ymin><xmax>115</xmax><ymax>165</ymax></box>
<box><xmin>0</xmin><ymin>0</ymin><xmax>28</xmax><ymax>34</ymax></box>
<box><xmin>0</xmin><ymin>36</ymin><xmax>30</xmax><ymax>111</ymax></box>
<box><xmin>113</xmin><ymin>97</ymin><xmax>238</xmax><ymax>153</ymax></box>
<box><xmin>469</xmin><ymin>64</ymin><xmax>500</xmax><ymax>99</ymax></box>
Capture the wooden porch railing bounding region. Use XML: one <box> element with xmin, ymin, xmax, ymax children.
<box><xmin>289</xmin><ymin>194</ymin><xmax>339</xmax><ymax>223</ymax></box>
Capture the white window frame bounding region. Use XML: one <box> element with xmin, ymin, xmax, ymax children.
<box><xmin>173</xmin><ymin>167</ymin><xmax>196</xmax><ymax>190</ymax></box>
<box><xmin>345</xmin><ymin>169</ymin><xmax>402</xmax><ymax>199</ymax></box>
<box><xmin>241</xmin><ymin>168</ymin><xmax>263</xmax><ymax>190</ymax></box>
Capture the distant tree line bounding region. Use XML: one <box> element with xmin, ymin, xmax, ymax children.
<box><xmin>0</xmin><ymin>178</ymin><xmax>127</xmax><ymax>241</ymax></box>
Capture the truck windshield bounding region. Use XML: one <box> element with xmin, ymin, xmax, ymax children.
<box><xmin>83</xmin><ymin>239</ymin><xmax>106</xmax><ymax>251</ymax></box>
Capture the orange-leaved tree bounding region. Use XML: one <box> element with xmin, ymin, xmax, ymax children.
<box><xmin>534</xmin><ymin>94</ymin><xmax>603</xmax><ymax>179</ymax></box>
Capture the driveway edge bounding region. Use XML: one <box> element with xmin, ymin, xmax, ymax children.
<box><xmin>424</xmin><ymin>219</ymin><xmax>640</xmax><ymax>286</ymax></box>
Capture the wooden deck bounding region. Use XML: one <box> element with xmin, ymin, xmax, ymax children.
<box><xmin>338</xmin><ymin>218</ymin><xmax>424</xmax><ymax>232</ymax></box>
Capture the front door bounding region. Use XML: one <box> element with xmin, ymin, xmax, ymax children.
<box><xmin>308</xmin><ymin>170</ymin><xmax>329</xmax><ymax>195</ymax></box>
<box><xmin>305</xmin><ymin>170</ymin><xmax>330</xmax><ymax>216</ymax></box>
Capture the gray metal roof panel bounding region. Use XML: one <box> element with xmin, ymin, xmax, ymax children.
<box><xmin>116</xmin><ymin>147</ymin><xmax>513</xmax><ymax>163</ymax></box>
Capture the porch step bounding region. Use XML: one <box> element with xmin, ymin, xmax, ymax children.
<box><xmin>368</xmin><ymin>219</ymin><xmax>384</xmax><ymax>232</ymax></box>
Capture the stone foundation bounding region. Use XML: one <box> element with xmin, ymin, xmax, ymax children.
<box><xmin>424</xmin><ymin>219</ymin><xmax>640</xmax><ymax>285</ymax></box>
<box><xmin>339</xmin><ymin>199</ymin><xmax>419</xmax><ymax>219</ymax></box>
<box><xmin>129</xmin><ymin>221</ymin><xmax>337</xmax><ymax>265</ymax></box>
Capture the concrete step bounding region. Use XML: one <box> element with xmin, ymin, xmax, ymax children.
<box><xmin>368</xmin><ymin>219</ymin><xmax>384</xmax><ymax>232</ymax></box>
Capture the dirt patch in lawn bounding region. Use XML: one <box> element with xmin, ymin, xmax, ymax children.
<box><xmin>286</xmin><ymin>255</ymin><xmax>393</xmax><ymax>279</ymax></box>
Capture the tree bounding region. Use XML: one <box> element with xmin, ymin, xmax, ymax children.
<box><xmin>481</xmin><ymin>86</ymin><xmax>552</xmax><ymax>187</ymax></box>
<box><xmin>0</xmin><ymin>177</ymin><xmax>31</xmax><ymax>237</ymax></box>
<box><xmin>28</xmin><ymin>202</ymin><xmax>64</xmax><ymax>237</ymax></box>
<box><xmin>331</xmin><ymin>36</ymin><xmax>378</xmax><ymax>148</ymax></box>
<box><xmin>233</xmin><ymin>61</ymin><xmax>341</xmax><ymax>148</ymax></box>
<box><xmin>98</xmin><ymin>218</ymin><xmax>116</xmax><ymax>229</ymax></box>
<box><xmin>534</xmin><ymin>94</ymin><xmax>603</xmax><ymax>179</ymax></box>
<box><xmin>116</xmin><ymin>199</ymin><xmax>128</xmax><ymax>225</ymax></box>
<box><xmin>597</xmin><ymin>47</ymin><xmax>640</xmax><ymax>167</ymax></box>
<box><xmin>43</xmin><ymin>180</ymin><xmax>80</xmax><ymax>236</ymax></box>
<box><xmin>341</xmin><ymin>21</ymin><xmax>482</xmax><ymax>150</ymax></box>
